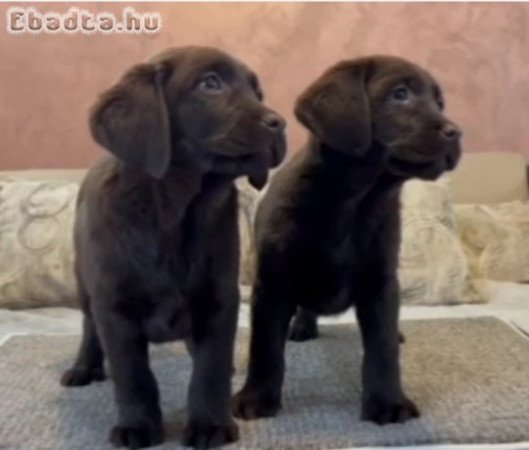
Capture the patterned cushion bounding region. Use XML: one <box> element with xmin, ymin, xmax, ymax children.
<box><xmin>399</xmin><ymin>178</ymin><xmax>483</xmax><ymax>305</ymax></box>
<box><xmin>0</xmin><ymin>176</ymin><xmax>259</xmax><ymax>309</ymax></box>
<box><xmin>240</xmin><ymin>176</ymin><xmax>483</xmax><ymax>306</ymax></box>
<box><xmin>0</xmin><ymin>180</ymin><xmax>78</xmax><ymax>308</ymax></box>
<box><xmin>0</xmin><ymin>174</ymin><xmax>483</xmax><ymax>308</ymax></box>
<box><xmin>455</xmin><ymin>201</ymin><xmax>529</xmax><ymax>282</ymax></box>
<box><xmin>237</xmin><ymin>178</ymin><xmax>260</xmax><ymax>287</ymax></box>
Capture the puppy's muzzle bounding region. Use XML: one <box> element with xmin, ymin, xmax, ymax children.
<box><xmin>439</xmin><ymin>122</ymin><xmax>462</xmax><ymax>142</ymax></box>
<box><xmin>438</xmin><ymin>121</ymin><xmax>462</xmax><ymax>170</ymax></box>
<box><xmin>260</xmin><ymin>111</ymin><xmax>286</xmax><ymax>167</ymax></box>
<box><xmin>261</xmin><ymin>111</ymin><xmax>286</xmax><ymax>134</ymax></box>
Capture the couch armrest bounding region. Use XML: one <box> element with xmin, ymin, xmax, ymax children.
<box><xmin>0</xmin><ymin>169</ymin><xmax>87</xmax><ymax>182</ymax></box>
<box><xmin>448</xmin><ymin>152</ymin><xmax>528</xmax><ymax>204</ymax></box>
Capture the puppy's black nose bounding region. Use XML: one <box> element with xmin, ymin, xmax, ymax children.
<box><xmin>440</xmin><ymin>123</ymin><xmax>462</xmax><ymax>141</ymax></box>
<box><xmin>261</xmin><ymin>112</ymin><xmax>286</xmax><ymax>133</ymax></box>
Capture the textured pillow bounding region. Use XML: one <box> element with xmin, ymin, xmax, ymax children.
<box><xmin>0</xmin><ymin>176</ymin><xmax>258</xmax><ymax>309</ymax></box>
<box><xmin>455</xmin><ymin>201</ymin><xmax>529</xmax><ymax>282</ymax></box>
<box><xmin>0</xmin><ymin>175</ymin><xmax>483</xmax><ymax>308</ymax></box>
<box><xmin>236</xmin><ymin>178</ymin><xmax>260</xmax><ymax>287</ymax></box>
<box><xmin>399</xmin><ymin>178</ymin><xmax>483</xmax><ymax>305</ymax></box>
<box><xmin>0</xmin><ymin>179</ymin><xmax>78</xmax><ymax>308</ymax></box>
<box><xmin>238</xmin><ymin>176</ymin><xmax>483</xmax><ymax>306</ymax></box>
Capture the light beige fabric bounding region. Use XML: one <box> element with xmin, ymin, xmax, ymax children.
<box><xmin>0</xmin><ymin>179</ymin><xmax>78</xmax><ymax>308</ymax></box>
<box><xmin>0</xmin><ymin>170</ymin><xmax>86</xmax><ymax>183</ymax></box>
<box><xmin>455</xmin><ymin>201</ymin><xmax>529</xmax><ymax>283</ymax></box>
<box><xmin>241</xmin><ymin>177</ymin><xmax>484</xmax><ymax>306</ymax></box>
<box><xmin>399</xmin><ymin>178</ymin><xmax>483</xmax><ymax>305</ymax></box>
<box><xmin>236</xmin><ymin>179</ymin><xmax>260</xmax><ymax>287</ymax></box>
<box><xmin>0</xmin><ymin>173</ymin><xmax>258</xmax><ymax>309</ymax></box>
<box><xmin>0</xmin><ymin>170</ymin><xmax>487</xmax><ymax>308</ymax></box>
<box><xmin>448</xmin><ymin>152</ymin><xmax>528</xmax><ymax>204</ymax></box>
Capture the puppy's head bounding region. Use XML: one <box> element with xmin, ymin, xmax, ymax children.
<box><xmin>90</xmin><ymin>47</ymin><xmax>286</xmax><ymax>189</ymax></box>
<box><xmin>295</xmin><ymin>56</ymin><xmax>461</xmax><ymax>180</ymax></box>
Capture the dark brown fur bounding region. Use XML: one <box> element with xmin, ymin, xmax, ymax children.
<box><xmin>60</xmin><ymin>46</ymin><xmax>285</xmax><ymax>449</ymax></box>
<box><xmin>232</xmin><ymin>56</ymin><xmax>461</xmax><ymax>424</ymax></box>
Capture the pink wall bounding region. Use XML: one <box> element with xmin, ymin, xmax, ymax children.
<box><xmin>1</xmin><ymin>2</ymin><xmax>529</xmax><ymax>170</ymax></box>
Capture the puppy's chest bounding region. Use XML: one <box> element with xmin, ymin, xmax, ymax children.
<box><xmin>288</xmin><ymin>193</ymin><xmax>397</xmax><ymax>282</ymax></box>
<box><xmin>292</xmin><ymin>195</ymin><xmax>358</xmax><ymax>263</ymax></box>
<box><xmin>154</xmin><ymin>182</ymin><xmax>234</xmax><ymax>291</ymax></box>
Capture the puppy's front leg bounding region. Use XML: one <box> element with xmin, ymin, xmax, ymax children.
<box><xmin>355</xmin><ymin>275</ymin><xmax>419</xmax><ymax>425</ymax></box>
<box><xmin>182</xmin><ymin>290</ymin><xmax>239</xmax><ymax>449</ymax></box>
<box><xmin>94</xmin><ymin>308</ymin><xmax>164</xmax><ymax>449</ymax></box>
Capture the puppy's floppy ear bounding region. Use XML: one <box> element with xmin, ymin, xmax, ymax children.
<box><xmin>90</xmin><ymin>63</ymin><xmax>171</xmax><ymax>179</ymax></box>
<box><xmin>295</xmin><ymin>64</ymin><xmax>371</xmax><ymax>155</ymax></box>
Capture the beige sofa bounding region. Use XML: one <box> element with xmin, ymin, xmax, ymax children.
<box><xmin>0</xmin><ymin>152</ymin><xmax>528</xmax><ymax>310</ymax></box>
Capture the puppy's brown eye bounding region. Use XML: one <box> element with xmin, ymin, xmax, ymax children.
<box><xmin>198</xmin><ymin>73</ymin><xmax>223</xmax><ymax>92</ymax></box>
<box><xmin>391</xmin><ymin>86</ymin><xmax>410</xmax><ymax>102</ymax></box>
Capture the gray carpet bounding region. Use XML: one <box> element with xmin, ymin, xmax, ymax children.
<box><xmin>1</xmin><ymin>317</ymin><xmax>529</xmax><ymax>450</ymax></box>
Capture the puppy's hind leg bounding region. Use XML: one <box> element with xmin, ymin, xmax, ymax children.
<box><xmin>61</xmin><ymin>284</ymin><xmax>106</xmax><ymax>387</ymax></box>
<box><xmin>289</xmin><ymin>307</ymin><xmax>319</xmax><ymax>342</ymax></box>
<box><xmin>287</xmin><ymin>308</ymin><xmax>402</xmax><ymax>344</ymax></box>
<box><xmin>232</xmin><ymin>284</ymin><xmax>296</xmax><ymax>420</ymax></box>
<box><xmin>61</xmin><ymin>313</ymin><xmax>106</xmax><ymax>386</ymax></box>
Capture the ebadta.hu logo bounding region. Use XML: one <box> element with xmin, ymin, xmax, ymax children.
<box><xmin>6</xmin><ymin>6</ymin><xmax>162</xmax><ymax>34</ymax></box>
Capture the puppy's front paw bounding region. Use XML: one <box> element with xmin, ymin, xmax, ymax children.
<box><xmin>110</xmin><ymin>423</ymin><xmax>164</xmax><ymax>449</ymax></box>
<box><xmin>361</xmin><ymin>394</ymin><xmax>420</xmax><ymax>425</ymax></box>
<box><xmin>60</xmin><ymin>366</ymin><xmax>106</xmax><ymax>387</ymax></box>
<box><xmin>182</xmin><ymin>419</ymin><xmax>239</xmax><ymax>449</ymax></box>
<box><xmin>231</xmin><ymin>388</ymin><xmax>281</xmax><ymax>420</ymax></box>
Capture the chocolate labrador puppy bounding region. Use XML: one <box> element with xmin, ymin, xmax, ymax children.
<box><xmin>60</xmin><ymin>47</ymin><xmax>285</xmax><ymax>449</ymax></box>
<box><xmin>232</xmin><ymin>56</ymin><xmax>461</xmax><ymax>424</ymax></box>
